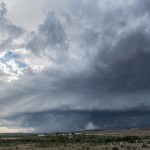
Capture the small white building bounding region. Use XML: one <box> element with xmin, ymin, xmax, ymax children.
<box><xmin>38</xmin><ymin>134</ymin><xmax>45</xmax><ymax>137</ymax></box>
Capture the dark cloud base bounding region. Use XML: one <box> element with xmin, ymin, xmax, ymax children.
<box><xmin>4</xmin><ymin>106</ymin><xmax>150</xmax><ymax>133</ymax></box>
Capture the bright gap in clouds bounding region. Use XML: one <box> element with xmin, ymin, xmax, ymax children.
<box><xmin>0</xmin><ymin>49</ymin><xmax>45</xmax><ymax>82</ymax></box>
<box><xmin>0</xmin><ymin>127</ymin><xmax>35</xmax><ymax>133</ymax></box>
<box><xmin>0</xmin><ymin>51</ymin><xmax>27</xmax><ymax>81</ymax></box>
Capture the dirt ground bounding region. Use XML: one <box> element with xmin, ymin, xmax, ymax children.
<box><xmin>0</xmin><ymin>143</ymin><xmax>149</xmax><ymax>150</ymax></box>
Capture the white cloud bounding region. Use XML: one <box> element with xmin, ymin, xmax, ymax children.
<box><xmin>85</xmin><ymin>122</ymin><xmax>99</xmax><ymax>130</ymax></box>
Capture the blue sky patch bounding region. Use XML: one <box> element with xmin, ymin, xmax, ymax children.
<box><xmin>0</xmin><ymin>51</ymin><xmax>27</xmax><ymax>74</ymax></box>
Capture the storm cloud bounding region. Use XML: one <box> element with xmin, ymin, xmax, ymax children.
<box><xmin>0</xmin><ymin>2</ymin><xmax>25</xmax><ymax>51</ymax></box>
<box><xmin>26</xmin><ymin>13</ymin><xmax>68</xmax><ymax>63</ymax></box>
<box><xmin>0</xmin><ymin>0</ymin><xmax>150</xmax><ymax>132</ymax></box>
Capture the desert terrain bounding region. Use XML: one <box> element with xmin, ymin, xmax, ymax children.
<box><xmin>0</xmin><ymin>128</ymin><xmax>150</xmax><ymax>150</ymax></box>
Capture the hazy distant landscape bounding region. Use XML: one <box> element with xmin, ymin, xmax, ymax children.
<box><xmin>0</xmin><ymin>128</ymin><xmax>150</xmax><ymax>150</ymax></box>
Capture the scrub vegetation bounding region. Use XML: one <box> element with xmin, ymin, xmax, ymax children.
<box><xmin>0</xmin><ymin>132</ymin><xmax>150</xmax><ymax>150</ymax></box>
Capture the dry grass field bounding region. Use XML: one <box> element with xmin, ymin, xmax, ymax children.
<box><xmin>0</xmin><ymin>128</ymin><xmax>150</xmax><ymax>150</ymax></box>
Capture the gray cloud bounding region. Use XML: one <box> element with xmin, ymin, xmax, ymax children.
<box><xmin>90</xmin><ymin>30</ymin><xmax>150</xmax><ymax>93</ymax></box>
<box><xmin>0</xmin><ymin>2</ymin><xmax>7</xmax><ymax>17</ymax></box>
<box><xmin>1</xmin><ymin>0</ymin><xmax>150</xmax><ymax>132</ymax></box>
<box><xmin>26</xmin><ymin>13</ymin><xmax>68</xmax><ymax>63</ymax></box>
<box><xmin>0</xmin><ymin>2</ymin><xmax>25</xmax><ymax>51</ymax></box>
<box><xmin>3</xmin><ymin>105</ymin><xmax>150</xmax><ymax>132</ymax></box>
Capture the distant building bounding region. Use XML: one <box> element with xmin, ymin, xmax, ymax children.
<box><xmin>38</xmin><ymin>134</ymin><xmax>45</xmax><ymax>137</ymax></box>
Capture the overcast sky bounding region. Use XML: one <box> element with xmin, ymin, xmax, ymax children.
<box><xmin>0</xmin><ymin>0</ymin><xmax>150</xmax><ymax>133</ymax></box>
